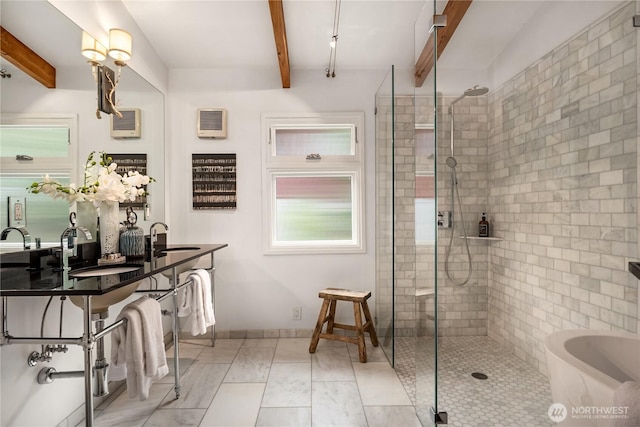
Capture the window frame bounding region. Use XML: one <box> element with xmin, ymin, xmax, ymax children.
<box><xmin>262</xmin><ymin>112</ymin><xmax>365</xmax><ymax>255</ymax></box>
<box><xmin>0</xmin><ymin>114</ymin><xmax>77</xmax><ymax>173</ymax></box>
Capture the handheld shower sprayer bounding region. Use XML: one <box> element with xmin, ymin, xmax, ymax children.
<box><xmin>444</xmin><ymin>85</ymin><xmax>489</xmax><ymax>287</ymax></box>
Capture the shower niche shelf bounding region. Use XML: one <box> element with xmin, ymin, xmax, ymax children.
<box><xmin>458</xmin><ymin>236</ymin><xmax>503</xmax><ymax>242</ymax></box>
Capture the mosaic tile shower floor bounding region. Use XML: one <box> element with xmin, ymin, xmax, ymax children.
<box><xmin>395</xmin><ymin>336</ymin><xmax>554</xmax><ymax>427</ymax></box>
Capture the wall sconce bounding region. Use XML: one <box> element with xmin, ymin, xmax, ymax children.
<box><xmin>81</xmin><ymin>29</ymin><xmax>132</xmax><ymax>119</ymax></box>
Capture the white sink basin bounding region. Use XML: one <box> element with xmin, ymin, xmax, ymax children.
<box><xmin>70</xmin><ymin>265</ymin><xmax>141</xmax><ymax>277</ymax></box>
<box><xmin>156</xmin><ymin>247</ymin><xmax>202</xmax><ymax>279</ymax></box>
<box><xmin>68</xmin><ymin>264</ymin><xmax>143</xmax><ymax>314</ymax></box>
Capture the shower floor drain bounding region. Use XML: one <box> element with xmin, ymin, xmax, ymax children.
<box><xmin>471</xmin><ymin>372</ymin><xmax>488</xmax><ymax>380</ymax></box>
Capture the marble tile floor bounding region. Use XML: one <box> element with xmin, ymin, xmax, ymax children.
<box><xmin>395</xmin><ymin>336</ymin><xmax>554</xmax><ymax>427</ymax></box>
<box><xmin>89</xmin><ymin>337</ymin><xmax>422</xmax><ymax>427</ymax></box>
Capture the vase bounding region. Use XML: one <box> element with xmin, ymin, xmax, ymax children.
<box><xmin>99</xmin><ymin>201</ymin><xmax>120</xmax><ymax>256</ymax></box>
<box><xmin>76</xmin><ymin>202</ymin><xmax>98</xmax><ymax>238</ymax></box>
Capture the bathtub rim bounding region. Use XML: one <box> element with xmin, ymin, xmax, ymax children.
<box><xmin>544</xmin><ymin>329</ymin><xmax>639</xmax><ymax>392</ymax></box>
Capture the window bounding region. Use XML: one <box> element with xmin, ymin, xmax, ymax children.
<box><xmin>0</xmin><ymin>114</ymin><xmax>77</xmax><ymax>246</ymax></box>
<box><xmin>415</xmin><ymin>126</ymin><xmax>435</xmax><ymax>245</ymax></box>
<box><xmin>262</xmin><ymin>113</ymin><xmax>365</xmax><ymax>254</ymax></box>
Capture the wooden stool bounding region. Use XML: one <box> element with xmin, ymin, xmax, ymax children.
<box><xmin>309</xmin><ymin>288</ymin><xmax>379</xmax><ymax>363</ymax></box>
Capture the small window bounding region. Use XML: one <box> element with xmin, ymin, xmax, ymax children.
<box><xmin>0</xmin><ymin>114</ymin><xmax>76</xmax><ymax>172</ymax></box>
<box><xmin>271</xmin><ymin>125</ymin><xmax>355</xmax><ymax>157</ymax></box>
<box><xmin>262</xmin><ymin>113</ymin><xmax>365</xmax><ymax>254</ymax></box>
<box><xmin>0</xmin><ymin>115</ymin><xmax>77</xmax><ymax>247</ymax></box>
<box><xmin>415</xmin><ymin>126</ymin><xmax>435</xmax><ymax>245</ymax></box>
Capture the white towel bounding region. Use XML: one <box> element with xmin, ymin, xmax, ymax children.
<box><xmin>178</xmin><ymin>269</ymin><xmax>215</xmax><ymax>336</ymax></box>
<box><xmin>110</xmin><ymin>296</ymin><xmax>169</xmax><ymax>400</ymax></box>
<box><xmin>613</xmin><ymin>381</ymin><xmax>640</xmax><ymax>427</ymax></box>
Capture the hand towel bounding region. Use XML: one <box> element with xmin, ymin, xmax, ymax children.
<box><xmin>178</xmin><ymin>269</ymin><xmax>215</xmax><ymax>335</ymax></box>
<box><xmin>111</xmin><ymin>296</ymin><xmax>169</xmax><ymax>400</ymax></box>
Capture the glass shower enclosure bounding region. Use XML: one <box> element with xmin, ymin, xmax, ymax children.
<box><xmin>374</xmin><ymin>2</ymin><xmax>441</xmax><ymax>425</ymax></box>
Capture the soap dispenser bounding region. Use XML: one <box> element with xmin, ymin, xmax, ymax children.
<box><xmin>479</xmin><ymin>213</ymin><xmax>489</xmax><ymax>237</ymax></box>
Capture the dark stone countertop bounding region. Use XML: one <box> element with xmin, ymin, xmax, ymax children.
<box><xmin>0</xmin><ymin>243</ymin><xmax>227</xmax><ymax>297</ymax></box>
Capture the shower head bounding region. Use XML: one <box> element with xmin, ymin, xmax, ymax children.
<box><xmin>446</xmin><ymin>156</ymin><xmax>457</xmax><ymax>168</ymax></box>
<box><xmin>449</xmin><ymin>85</ymin><xmax>490</xmax><ymax>111</ymax></box>
<box><xmin>464</xmin><ymin>85</ymin><xmax>489</xmax><ymax>97</ymax></box>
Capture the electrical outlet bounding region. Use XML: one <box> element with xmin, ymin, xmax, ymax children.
<box><xmin>292</xmin><ymin>306</ymin><xmax>302</xmax><ymax>320</ymax></box>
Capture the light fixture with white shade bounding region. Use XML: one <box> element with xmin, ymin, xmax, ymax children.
<box><xmin>81</xmin><ymin>31</ymin><xmax>107</xmax><ymax>62</ymax></box>
<box><xmin>107</xmin><ymin>29</ymin><xmax>132</xmax><ymax>64</ymax></box>
<box><xmin>81</xmin><ymin>28</ymin><xmax>133</xmax><ymax>119</ymax></box>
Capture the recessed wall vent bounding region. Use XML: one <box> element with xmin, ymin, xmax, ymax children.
<box><xmin>110</xmin><ymin>108</ymin><xmax>141</xmax><ymax>138</ymax></box>
<box><xmin>197</xmin><ymin>108</ymin><xmax>227</xmax><ymax>138</ymax></box>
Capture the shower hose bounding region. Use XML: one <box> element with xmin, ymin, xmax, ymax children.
<box><xmin>444</xmin><ymin>164</ymin><xmax>473</xmax><ymax>286</ymax></box>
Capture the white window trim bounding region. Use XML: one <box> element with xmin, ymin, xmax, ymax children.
<box><xmin>261</xmin><ymin>112</ymin><xmax>365</xmax><ymax>255</ymax></box>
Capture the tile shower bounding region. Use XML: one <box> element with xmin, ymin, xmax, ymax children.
<box><xmin>376</xmin><ymin>1</ymin><xmax>638</xmax><ymax>425</ymax></box>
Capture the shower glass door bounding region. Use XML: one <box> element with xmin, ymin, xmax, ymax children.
<box><xmin>374</xmin><ymin>66</ymin><xmax>395</xmax><ymax>364</ymax></box>
<box><xmin>414</xmin><ymin>1</ymin><xmax>440</xmax><ymax>425</ymax></box>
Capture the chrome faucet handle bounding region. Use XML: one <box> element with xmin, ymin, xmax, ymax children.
<box><xmin>1</xmin><ymin>226</ymin><xmax>31</xmax><ymax>250</ymax></box>
<box><xmin>149</xmin><ymin>222</ymin><xmax>168</xmax><ymax>253</ymax></box>
<box><xmin>58</xmin><ymin>226</ymin><xmax>93</xmax><ymax>271</ymax></box>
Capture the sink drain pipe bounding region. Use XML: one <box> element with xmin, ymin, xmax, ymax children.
<box><xmin>36</xmin><ymin>312</ymin><xmax>113</xmax><ymax>398</ymax></box>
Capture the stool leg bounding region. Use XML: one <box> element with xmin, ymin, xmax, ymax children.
<box><xmin>361</xmin><ymin>299</ymin><xmax>379</xmax><ymax>347</ymax></box>
<box><xmin>353</xmin><ymin>302</ymin><xmax>366</xmax><ymax>363</ymax></box>
<box><xmin>309</xmin><ymin>298</ymin><xmax>330</xmax><ymax>353</ymax></box>
<box><xmin>327</xmin><ymin>299</ymin><xmax>337</xmax><ymax>334</ymax></box>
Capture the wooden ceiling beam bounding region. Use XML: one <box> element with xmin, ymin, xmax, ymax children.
<box><xmin>268</xmin><ymin>0</ymin><xmax>291</xmax><ymax>88</ymax></box>
<box><xmin>1</xmin><ymin>26</ymin><xmax>56</xmax><ymax>89</ymax></box>
<box><xmin>415</xmin><ymin>0</ymin><xmax>473</xmax><ymax>88</ymax></box>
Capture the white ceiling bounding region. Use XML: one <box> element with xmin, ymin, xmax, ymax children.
<box><xmin>121</xmin><ymin>0</ymin><xmax>432</xmax><ymax>71</ymax></box>
<box><xmin>0</xmin><ymin>1</ymin><xmax>626</xmax><ymax>90</ymax></box>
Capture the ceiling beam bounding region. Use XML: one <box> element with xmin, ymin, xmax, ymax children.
<box><xmin>268</xmin><ymin>0</ymin><xmax>291</xmax><ymax>88</ymax></box>
<box><xmin>1</xmin><ymin>26</ymin><xmax>56</xmax><ymax>89</ymax></box>
<box><xmin>414</xmin><ymin>0</ymin><xmax>473</xmax><ymax>88</ymax></box>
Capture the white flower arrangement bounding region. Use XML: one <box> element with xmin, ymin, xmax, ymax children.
<box><xmin>28</xmin><ymin>151</ymin><xmax>154</xmax><ymax>205</ymax></box>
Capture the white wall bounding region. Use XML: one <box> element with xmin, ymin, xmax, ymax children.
<box><xmin>167</xmin><ymin>67</ymin><xmax>396</xmax><ymax>332</ymax></box>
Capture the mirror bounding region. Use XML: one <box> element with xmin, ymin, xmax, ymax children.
<box><xmin>0</xmin><ymin>0</ymin><xmax>165</xmax><ymax>251</ymax></box>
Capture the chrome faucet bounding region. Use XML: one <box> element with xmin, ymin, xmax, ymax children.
<box><xmin>149</xmin><ymin>222</ymin><xmax>168</xmax><ymax>254</ymax></box>
<box><xmin>1</xmin><ymin>226</ymin><xmax>31</xmax><ymax>250</ymax></box>
<box><xmin>59</xmin><ymin>226</ymin><xmax>92</xmax><ymax>271</ymax></box>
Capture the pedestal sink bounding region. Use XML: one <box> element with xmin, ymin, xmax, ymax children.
<box><xmin>156</xmin><ymin>246</ymin><xmax>202</xmax><ymax>279</ymax></box>
<box><xmin>68</xmin><ymin>264</ymin><xmax>143</xmax><ymax>314</ymax></box>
